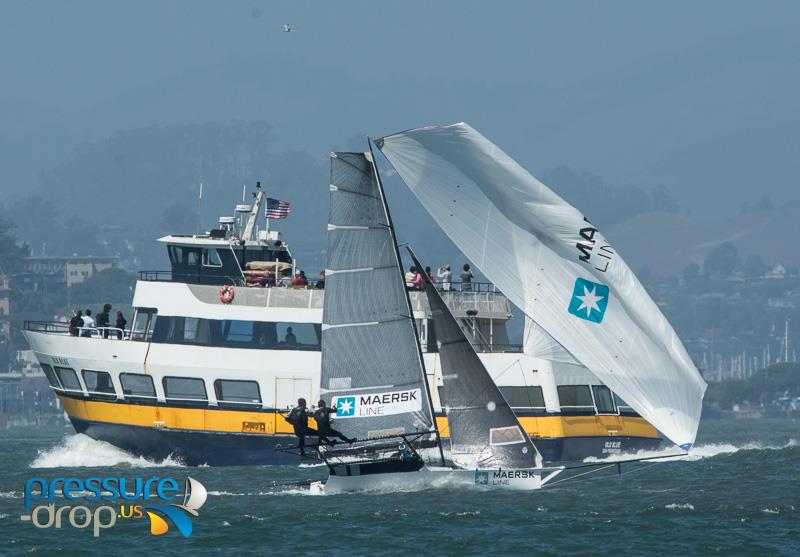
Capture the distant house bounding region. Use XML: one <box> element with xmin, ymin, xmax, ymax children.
<box><xmin>19</xmin><ymin>256</ymin><xmax>119</xmax><ymax>290</ymax></box>
<box><xmin>765</xmin><ymin>263</ymin><xmax>786</xmax><ymax>279</ymax></box>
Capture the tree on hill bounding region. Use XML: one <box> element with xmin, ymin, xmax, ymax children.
<box><xmin>703</xmin><ymin>242</ymin><xmax>740</xmax><ymax>278</ymax></box>
<box><xmin>69</xmin><ymin>268</ymin><xmax>137</xmax><ymax>311</ymax></box>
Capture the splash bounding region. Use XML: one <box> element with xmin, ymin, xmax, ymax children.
<box><xmin>30</xmin><ymin>434</ymin><xmax>185</xmax><ymax>468</ymax></box>
<box><xmin>582</xmin><ymin>439</ymin><xmax>798</xmax><ymax>463</ymax></box>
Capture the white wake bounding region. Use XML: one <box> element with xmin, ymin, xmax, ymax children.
<box><xmin>30</xmin><ymin>434</ymin><xmax>185</xmax><ymax>468</ymax></box>
<box><xmin>582</xmin><ymin>439</ymin><xmax>798</xmax><ymax>464</ymax></box>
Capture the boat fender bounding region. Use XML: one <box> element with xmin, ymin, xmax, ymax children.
<box><xmin>219</xmin><ymin>284</ymin><xmax>235</xmax><ymax>304</ymax></box>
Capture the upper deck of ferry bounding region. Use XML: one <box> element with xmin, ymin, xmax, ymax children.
<box><xmin>25</xmin><ymin>183</ymin><xmax>520</xmax><ymax>353</ymax></box>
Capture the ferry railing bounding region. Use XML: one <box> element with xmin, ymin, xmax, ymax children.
<box><xmin>24</xmin><ymin>322</ymin><xmax>129</xmax><ymax>339</ymax></box>
<box><xmin>138</xmin><ymin>270</ymin><xmax>246</xmax><ymax>286</ymax></box>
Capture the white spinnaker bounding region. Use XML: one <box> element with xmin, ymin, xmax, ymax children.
<box><xmin>375</xmin><ymin>123</ymin><xmax>707</xmax><ymax>450</ymax></box>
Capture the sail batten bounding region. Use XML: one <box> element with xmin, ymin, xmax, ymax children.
<box><xmin>377</xmin><ymin>123</ymin><xmax>707</xmax><ymax>450</ymax></box>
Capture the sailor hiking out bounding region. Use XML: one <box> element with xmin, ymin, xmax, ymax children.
<box><xmin>284</xmin><ymin>398</ymin><xmax>318</xmax><ymax>456</ymax></box>
<box><xmin>314</xmin><ymin>399</ymin><xmax>354</xmax><ymax>445</ymax></box>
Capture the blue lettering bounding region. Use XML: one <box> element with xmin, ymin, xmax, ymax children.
<box><xmin>84</xmin><ymin>477</ymin><xmax>103</xmax><ymax>500</ymax></box>
<box><xmin>119</xmin><ymin>477</ymin><xmax>144</xmax><ymax>501</ymax></box>
<box><xmin>157</xmin><ymin>478</ymin><xmax>179</xmax><ymax>501</ymax></box>
<box><xmin>101</xmin><ymin>478</ymin><xmax>119</xmax><ymax>500</ymax></box>
<box><xmin>62</xmin><ymin>478</ymin><xmax>83</xmax><ymax>501</ymax></box>
<box><xmin>24</xmin><ymin>477</ymin><xmax>48</xmax><ymax>511</ymax></box>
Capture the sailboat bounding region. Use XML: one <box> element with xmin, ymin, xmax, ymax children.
<box><xmin>373</xmin><ymin>122</ymin><xmax>708</xmax><ymax>453</ymax></box>
<box><xmin>311</xmin><ymin>148</ymin><xmax>561</xmax><ymax>494</ymax></box>
<box><xmin>313</xmin><ymin>149</ymin><xmax>443</xmax><ymax>494</ymax></box>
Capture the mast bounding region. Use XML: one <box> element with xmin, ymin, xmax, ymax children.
<box><xmin>367</xmin><ymin>140</ymin><xmax>446</xmax><ymax>467</ymax></box>
<box><xmin>242</xmin><ymin>182</ymin><xmax>264</xmax><ymax>242</ymax></box>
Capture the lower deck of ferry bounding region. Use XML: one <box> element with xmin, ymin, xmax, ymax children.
<box><xmin>57</xmin><ymin>393</ymin><xmax>661</xmax><ymax>466</ymax></box>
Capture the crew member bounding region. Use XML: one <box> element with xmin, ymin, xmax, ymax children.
<box><xmin>284</xmin><ymin>398</ymin><xmax>317</xmax><ymax>456</ymax></box>
<box><xmin>314</xmin><ymin>399</ymin><xmax>354</xmax><ymax>445</ymax></box>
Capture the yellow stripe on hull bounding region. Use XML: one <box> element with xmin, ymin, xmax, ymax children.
<box><xmin>59</xmin><ymin>395</ymin><xmax>658</xmax><ymax>440</ymax></box>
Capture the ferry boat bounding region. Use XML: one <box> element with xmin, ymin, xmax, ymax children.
<box><xmin>23</xmin><ymin>184</ymin><xmax>660</xmax><ymax>465</ymax></box>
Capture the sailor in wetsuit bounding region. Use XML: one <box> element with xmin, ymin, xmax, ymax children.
<box><xmin>285</xmin><ymin>398</ymin><xmax>318</xmax><ymax>456</ymax></box>
<box><xmin>314</xmin><ymin>399</ymin><xmax>355</xmax><ymax>445</ymax></box>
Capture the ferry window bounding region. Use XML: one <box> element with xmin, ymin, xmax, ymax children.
<box><xmin>41</xmin><ymin>364</ymin><xmax>62</xmax><ymax>389</ymax></box>
<box><xmin>131</xmin><ymin>308</ymin><xmax>157</xmax><ymax>341</ymax></box>
<box><xmin>82</xmin><ymin>370</ymin><xmax>117</xmax><ymax>399</ymax></box>
<box><xmin>224</xmin><ymin>320</ymin><xmax>254</xmax><ymax>344</ymax></box>
<box><xmin>592</xmin><ymin>385</ymin><xmax>616</xmax><ymax>414</ymax></box>
<box><xmin>54</xmin><ymin>367</ymin><xmax>82</xmax><ymax>392</ymax></box>
<box><xmin>163</xmin><ymin>377</ymin><xmax>207</xmax><ymax>403</ymax></box>
<box><xmin>202</xmin><ymin>248</ymin><xmax>223</xmax><ymax>267</ymax></box>
<box><xmin>150</xmin><ymin>317</ymin><xmax>321</xmax><ymax>351</ymax></box>
<box><xmin>186</xmin><ymin>249</ymin><xmax>200</xmax><ymax>267</ymax></box>
<box><xmin>557</xmin><ymin>385</ymin><xmax>594</xmax><ymax>414</ymax></box>
<box><xmin>214</xmin><ymin>379</ymin><xmax>261</xmax><ymax>406</ymax></box>
<box><xmin>168</xmin><ymin>246</ymin><xmax>181</xmax><ymax>265</ymax></box>
<box><xmin>275</xmin><ymin>322</ymin><xmax>321</xmax><ymax>349</ymax></box>
<box><xmin>120</xmin><ymin>373</ymin><xmax>156</xmax><ymax>399</ymax></box>
<box><xmin>614</xmin><ymin>394</ymin><xmax>639</xmax><ymax>416</ymax></box>
<box><xmin>498</xmin><ymin>386</ymin><xmax>545</xmax><ymax>409</ymax></box>
<box><xmin>184</xmin><ymin>317</ymin><xmax>200</xmax><ymax>341</ymax></box>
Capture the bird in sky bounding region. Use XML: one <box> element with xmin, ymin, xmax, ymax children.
<box><xmin>283</xmin><ymin>24</ymin><xmax>293</xmax><ymax>32</ymax></box>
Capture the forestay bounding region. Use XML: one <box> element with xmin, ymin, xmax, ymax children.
<box><xmin>409</xmin><ymin>249</ymin><xmax>543</xmax><ymax>469</ymax></box>
<box><xmin>375</xmin><ymin>123</ymin><xmax>707</xmax><ymax>450</ymax></box>
<box><xmin>321</xmin><ymin>152</ymin><xmax>434</xmax><ymax>441</ymax></box>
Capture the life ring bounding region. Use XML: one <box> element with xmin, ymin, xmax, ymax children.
<box><xmin>219</xmin><ymin>284</ymin><xmax>235</xmax><ymax>304</ymax></box>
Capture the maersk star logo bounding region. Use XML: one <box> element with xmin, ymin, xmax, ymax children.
<box><xmin>568</xmin><ymin>278</ymin><xmax>609</xmax><ymax>324</ymax></box>
<box><xmin>336</xmin><ymin>396</ymin><xmax>356</xmax><ymax>417</ymax></box>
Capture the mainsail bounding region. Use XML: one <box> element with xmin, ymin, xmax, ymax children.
<box><xmin>321</xmin><ymin>151</ymin><xmax>435</xmax><ymax>441</ymax></box>
<box><xmin>408</xmin><ymin>249</ymin><xmax>543</xmax><ymax>469</ymax></box>
<box><xmin>375</xmin><ymin>123</ymin><xmax>708</xmax><ymax>450</ymax></box>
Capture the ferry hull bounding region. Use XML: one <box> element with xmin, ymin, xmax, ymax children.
<box><xmin>68</xmin><ymin>415</ymin><xmax>660</xmax><ymax>467</ymax></box>
<box><xmin>69</xmin><ymin>417</ymin><xmax>305</xmax><ymax>466</ymax></box>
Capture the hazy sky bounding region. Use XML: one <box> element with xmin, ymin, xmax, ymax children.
<box><xmin>1</xmin><ymin>1</ymin><xmax>798</xmax><ymax>214</ymax></box>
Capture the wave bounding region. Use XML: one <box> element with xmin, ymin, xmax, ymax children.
<box><xmin>582</xmin><ymin>439</ymin><xmax>798</xmax><ymax>464</ymax></box>
<box><xmin>30</xmin><ymin>434</ymin><xmax>185</xmax><ymax>468</ymax></box>
<box><xmin>665</xmin><ymin>503</ymin><xmax>694</xmax><ymax>510</ymax></box>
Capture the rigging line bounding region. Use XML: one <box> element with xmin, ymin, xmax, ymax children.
<box><xmin>546</xmin><ymin>463</ymin><xmax>618</xmax><ymax>487</ymax></box>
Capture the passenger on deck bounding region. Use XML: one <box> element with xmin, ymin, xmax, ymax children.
<box><xmin>69</xmin><ymin>310</ymin><xmax>82</xmax><ymax>336</ymax></box>
<box><xmin>414</xmin><ymin>268</ymin><xmax>425</xmax><ymax>290</ymax></box>
<box><xmin>284</xmin><ymin>327</ymin><xmax>297</xmax><ymax>346</ymax></box>
<box><xmin>315</xmin><ymin>271</ymin><xmax>325</xmax><ymax>289</ymax></box>
<box><xmin>81</xmin><ymin>309</ymin><xmax>95</xmax><ymax>337</ymax></box>
<box><xmin>96</xmin><ymin>303</ymin><xmax>111</xmax><ymax>338</ymax></box>
<box><xmin>314</xmin><ymin>399</ymin><xmax>354</xmax><ymax>445</ymax></box>
<box><xmin>425</xmin><ymin>266</ymin><xmax>437</xmax><ymax>285</ymax></box>
<box><xmin>291</xmin><ymin>270</ymin><xmax>308</xmax><ymax>287</ymax></box>
<box><xmin>437</xmin><ymin>265</ymin><xmax>452</xmax><ymax>291</ymax></box>
<box><xmin>404</xmin><ymin>266</ymin><xmax>416</xmax><ymax>290</ymax></box>
<box><xmin>460</xmin><ymin>264</ymin><xmax>474</xmax><ymax>291</ymax></box>
<box><xmin>284</xmin><ymin>398</ymin><xmax>318</xmax><ymax>456</ymax></box>
<box><xmin>115</xmin><ymin>311</ymin><xmax>127</xmax><ymax>340</ymax></box>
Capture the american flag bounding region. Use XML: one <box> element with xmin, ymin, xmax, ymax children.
<box><xmin>265</xmin><ymin>198</ymin><xmax>291</xmax><ymax>219</ymax></box>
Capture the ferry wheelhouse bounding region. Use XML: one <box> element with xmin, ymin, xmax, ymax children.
<box><xmin>24</xmin><ymin>185</ymin><xmax>659</xmax><ymax>465</ymax></box>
